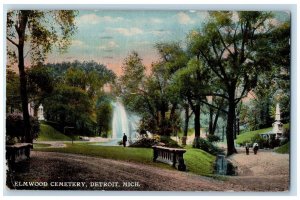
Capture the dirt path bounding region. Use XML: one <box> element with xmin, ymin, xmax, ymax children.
<box><xmin>8</xmin><ymin>151</ymin><xmax>240</xmax><ymax>191</ymax></box>
<box><xmin>226</xmin><ymin>150</ymin><xmax>290</xmax><ymax>191</ymax></box>
<box><xmin>7</xmin><ymin>150</ymin><xmax>289</xmax><ymax>191</ymax></box>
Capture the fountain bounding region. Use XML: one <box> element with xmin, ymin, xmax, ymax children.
<box><xmin>111</xmin><ymin>100</ymin><xmax>140</xmax><ymax>145</ymax></box>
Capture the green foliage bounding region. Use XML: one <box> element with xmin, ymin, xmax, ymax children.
<box><xmin>192</xmin><ymin>137</ymin><xmax>223</xmax><ymax>155</ymax></box>
<box><xmin>37</xmin><ymin>124</ymin><xmax>72</xmax><ymax>141</ymax></box>
<box><xmin>7</xmin><ymin>10</ymin><xmax>78</xmax><ymax>143</ymax></box>
<box><xmin>130</xmin><ymin>136</ymin><xmax>180</xmax><ymax>148</ymax></box>
<box><xmin>46</xmin><ymin>61</ymin><xmax>116</xmax><ymax>85</ymax></box>
<box><xmin>119</xmin><ymin>51</ymin><xmax>145</xmax><ymax>92</ymax></box>
<box><xmin>7</xmin><ymin>10</ymin><xmax>78</xmax><ymax>65</ymax></box>
<box><xmin>96</xmin><ymin>96</ymin><xmax>113</xmax><ymax>136</ymax></box>
<box><xmin>27</xmin><ymin>66</ymin><xmax>54</xmax><ymax>97</ymax></box>
<box><xmin>207</xmin><ymin>135</ymin><xmax>221</xmax><ymax>143</ymax></box>
<box><xmin>6</xmin><ymin>70</ymin><xmax>21</xmax><ymax>112</ymax></box>
<box><xmin>251</xmin><ymin>134</ymin><xmax>268</xmax><ymax>148</ymax></box>
<box><xmin>186</xmin><ymin>11</ymin><xmax>289</xmax><ymax>155</ymax></box>
<box><xmin>159</xmin><ymin>136</ymin><xmax>181</xmax><ymax>148</ymax></box>
<box><xmin>130</xmin><ymin>138</ymin><xmax>159</xmax><ymax>148</ymax></box>
<box><xmin>275</xmin><ymin>142</ymin><xmax>290</xmax><ymax>154</ymax></box>
<box><xmin>235</xmin><ymin>127</ymin><xmax>272</xmax><ymax>146</ymax></box>
<box><xmin>43</xmin><ymin>62</ymin><xmax>116</xmax><ymax>137</ymax></box>
<box><xmin>6</xmin><ymin>113</ymin><xmax>40</xmax><ymax>143</ymax></box>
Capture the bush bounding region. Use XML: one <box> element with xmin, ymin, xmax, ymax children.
<box><xmin>207</xmin><ymin>135</ymin><xmax>220</xmax><ymax>143</ymax></box>
<box><xmin>129</xmin><ymin>138</ymin><xmax>158</xmax><ymax>148</ymax></box>
<box><xmin>252</xmin><ymin>134</ymin><xmax>269</xmax><ymax>148</ymax></box>
<box><xmin>160</xmin><ymin>136</ymin><xmax>181</xmax><ymax>148</ymax></box>
<box><xmin>129</xmin><ymin>135</ymin><xmax>181</xmax><ymax>148</ymax></box>
<box><xmin>118</xmin><ymin>140</ymin><xmax>123</xmax><ymax>146</ymax></box>
<box><xmin>193</xmin><ymin>137</ymin><xmax>223</xmax><ymax>155</ymax></box>
<box><xmin>6</xmin><ymin>113</ymin><xmax>40</xmax><ymax>144</ymax></box>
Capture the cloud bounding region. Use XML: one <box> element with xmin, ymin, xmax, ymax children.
<box><xmin>148</xmin><ymin>30</ymin><xmax>171</xmax><ymax>36</ymax></box>
<box><xmin>150</xmin><ymin>18</ymin><xmax>163</xmax><ymax>24</ymax></box>
<box><xmin>108</xmin><ymin>27</ymin><xmax>144</xmax><ymax>36</ymax></box>
<box><xmin>267</xmin><ymin>18</ymin><xmax>281</xmax><ymax>26</ymax></box>
<box><xmin>99</xmin><ymin>36</ymin><xmax>114</xmax><ymax>40</ymax></box>
<box><xmin>99</xmin><ymin>41</ymin><xmax>119</xmax><ymax>50</ymax></box>
<box><xmin>177</xmin><ymin>12</ymin><xmax>195</xmax><ymax>25</ymax></box>
<box><xmin>76</xmin><ymin>14</ymin><xmax>124</xmax><ymax>25</ymax></box>
<box><xmin>71</xmin><ymin>40</ymin><xmax>87</xmax><ymax>47</ymax></box>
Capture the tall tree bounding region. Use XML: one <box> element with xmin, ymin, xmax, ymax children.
<box><xmin>187</xmin><ymin>11</ymin><xmax>288</xmax><ymax>155</ymax></box>
<box><xmin>7</xmin><ymin>10</ymin><xmax>77</xmax><ymax>142</ymax></box>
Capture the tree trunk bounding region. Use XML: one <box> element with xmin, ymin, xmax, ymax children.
<box><xmin>208</xmin><ymin>106</ymin><xmax>213</xmax><ymax>135</ymax></box>
<box><xmin>169</xmin><ymin>103</ymin><xmax>177</xmax><ymax>122</ymax></box>
<box><xmin>212</xmin><ymin>109</ymin><xmax>220</xmax><ymax>135</ymax></box>
<box><xmin>183</xmin><ymin>104</ymin><xmax>189</xmax><ymax>137</ymax></box>
<box><xmin>17</xmin><ymin>12</ymin><xmax>31</xmax><ymax>143</ymax></box>
<box><xmin>194</xmin><ymin>103</ymin><xmax>200</xmax><ymax>138</ymax></box>
<box><xmin>226</xmin><ymin>88</ymin><xmax>237</xmax><ymax>156</ymax></box>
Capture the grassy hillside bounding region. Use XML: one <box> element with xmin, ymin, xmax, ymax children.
<box><xmin>37</xmin><ymin>124</ymin><xmax>72</xmax><ymax>141</ymax></box>
<box><xmin>236</xmin><ymin>124</ymin><xmax>290</xmax><ymax>146</ymax></box>
<box><xmin>235</xmin><ymin>127</ymin><xmax>272</xmax><ymax>146</ymax></box>
<box><xmin>35</xmin><ymin>143</ymin><xmax>215</xmax><ymax>176</ymax></box>
<box><xmin>275</xmin><ymin>142</ymin><xmax>290</xmax><ymax>154</ymax></box>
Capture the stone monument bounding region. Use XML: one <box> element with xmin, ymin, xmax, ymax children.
<box><xmin>272</xmin><ymin>103</ymin><xmax>284</xmax><ymax>139</ymax></box>
<box><xmin>37</xmin><ymin>104</ymin><xmax>45</xmax><ymax>121</ymax></box>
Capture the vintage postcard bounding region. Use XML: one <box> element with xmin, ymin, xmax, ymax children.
<box><xmin>5</xmin><ymin>9</ymin><xmax>291</xmax><ymax>192</ymax></box>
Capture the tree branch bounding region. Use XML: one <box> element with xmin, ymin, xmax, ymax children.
<box><xmin>199</xmin><ymin>99</ymin><xmax>228</xmax><ymax>114</ymax></box>
<box><xmin>7</xmin><ymin>37</ymin><xmax>18</xmax><ymax>47</ymax></box>
<box><xmin>217</xmin><ymin>29</ymin><xmax>234</xmax><ymax>57</ymax></box>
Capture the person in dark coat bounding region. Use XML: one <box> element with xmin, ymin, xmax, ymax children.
<box><xmin>253</xmin><ymin>142</ymin><xmax>259</xmax><ymax>155</ymax></box>
<box><xmin>245</xmin><ymin>143</ymin><xmax>250</xmax><ymax>155</ymax></box>
<box><xmin>122</xmin><ymin>133</ymin><xmax>127</xmax><ymax>147</ymax></box>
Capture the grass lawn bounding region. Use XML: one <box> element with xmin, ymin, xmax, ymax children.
<box><xmin>184</xmin><ymin>146</ymin><xmax>215</xmax><ymax>175</ymax></box>
<box><xmin>33</xmin><ymin>143</ymin><xmax>52</xmax><ymax>148</ymax></box>
<box><xmin>37</xmin><ymin>124</ymin><xmax>72</xmax><ymax>141</ymax></box>
<box><xmin>275</xmin><ymin>142</ymin><xmax>290</xmax><ymax>154</ymax></box>
<box><xmin>35</xmin><ymin>143</ymin><xmax>215</xmax><ymax>176</ymax></box>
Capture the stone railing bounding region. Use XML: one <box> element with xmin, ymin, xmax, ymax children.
<box><xmin>6</xmin><ymin>143</ymin><xmax>33</xmax><ymax>164</ymax></box>
<box><xmin>152</xmin><ymin>146</ymin><xmax>186</xmax><ymax>171</ymax></box>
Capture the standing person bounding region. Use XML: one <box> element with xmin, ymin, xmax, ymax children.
<box><xmin>122</xmin><ymin>133</ymin><xmax>127</xmax><ymax>147</ymax></box>
<box><xmin>245</xmin><ymin>143</ymin><xmax>250</xmax><ymax>155</ymax></box>
<box><xmin>253</xmin><ymin>142</ymin><xmax>259</xmax><ymax>155</ymax></box>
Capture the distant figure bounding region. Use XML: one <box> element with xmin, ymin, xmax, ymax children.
<box><xmin>122</xmin><ymin>133</ymin><xmax>127</xmax><ymax>147</ymax></box>
<box><xmin>253</xmin><ymin>143</ymin><xmax>259</xmax><ymax>155</ymax></box>
<box><xmin>245</xmin><ymin>143</ymin><xmax>250</xmax><ymax>155</ymax></box>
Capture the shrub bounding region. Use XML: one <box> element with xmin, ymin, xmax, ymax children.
<box><xmin>118</xmin><ymin>140</ymin><xmax>123</xmax><ymax>146</ymax></box>
<box><xmin>129</xmin><ymin>138</ymin><xmax>158</xmax><ymax>148</ymax></box>
<box><xmin>207</xmin><ymin>135</ymin><xmax>220</xmax><ymax>143</ymax></box>
<box><xmin>129</xmin><ymin>135</ymin><xmax>181</xmax><ymax>148</ymax></box>
<box><xmin>101</xmin><ymin>132</ymin><xmax>108</xmax><ymax>138</ymax></box>
<box><xmin>193</xmin><ymin>137</ymin><xmax>223</xmax><ymax>155</ymax></box>
<box><xmin>6</xmin><ymin>113</ymin><xmax>40</xmax><ymax>144</ymax></box>
<box><xmin>159</xmin><ymin>136</ymin><xmax>181</xmax><ymax>148</ymax></box>
<box><xmin>252</xmin><ymin>134</ymin><xmax>268</xmax><ymax>148</ymax></box>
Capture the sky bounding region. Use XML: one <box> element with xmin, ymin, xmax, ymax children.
<box><xmin>45</xmin><ymin>10</ymin><xmax>289</xmax><ymax>76</ymax></box>
<box><xmin>46</xmin><ymin>10</ymin><xmax>209</xmax><ymax>75</ymax></box>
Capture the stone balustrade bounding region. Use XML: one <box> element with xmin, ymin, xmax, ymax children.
<box><xmin>6</xmin><ymin>143</ymin><xmax>33</xmax><ymax>164</ymax></box>
<box><xmin>152</xmin><ymin>146</ymin><xmax>186</xmax><ymax>171</ymax></box>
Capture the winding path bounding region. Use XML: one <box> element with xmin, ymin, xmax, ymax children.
<box><xmin>9</xmin><ymin>150</ymin><xmax>289</xmax><ymax>191</ymax></box>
